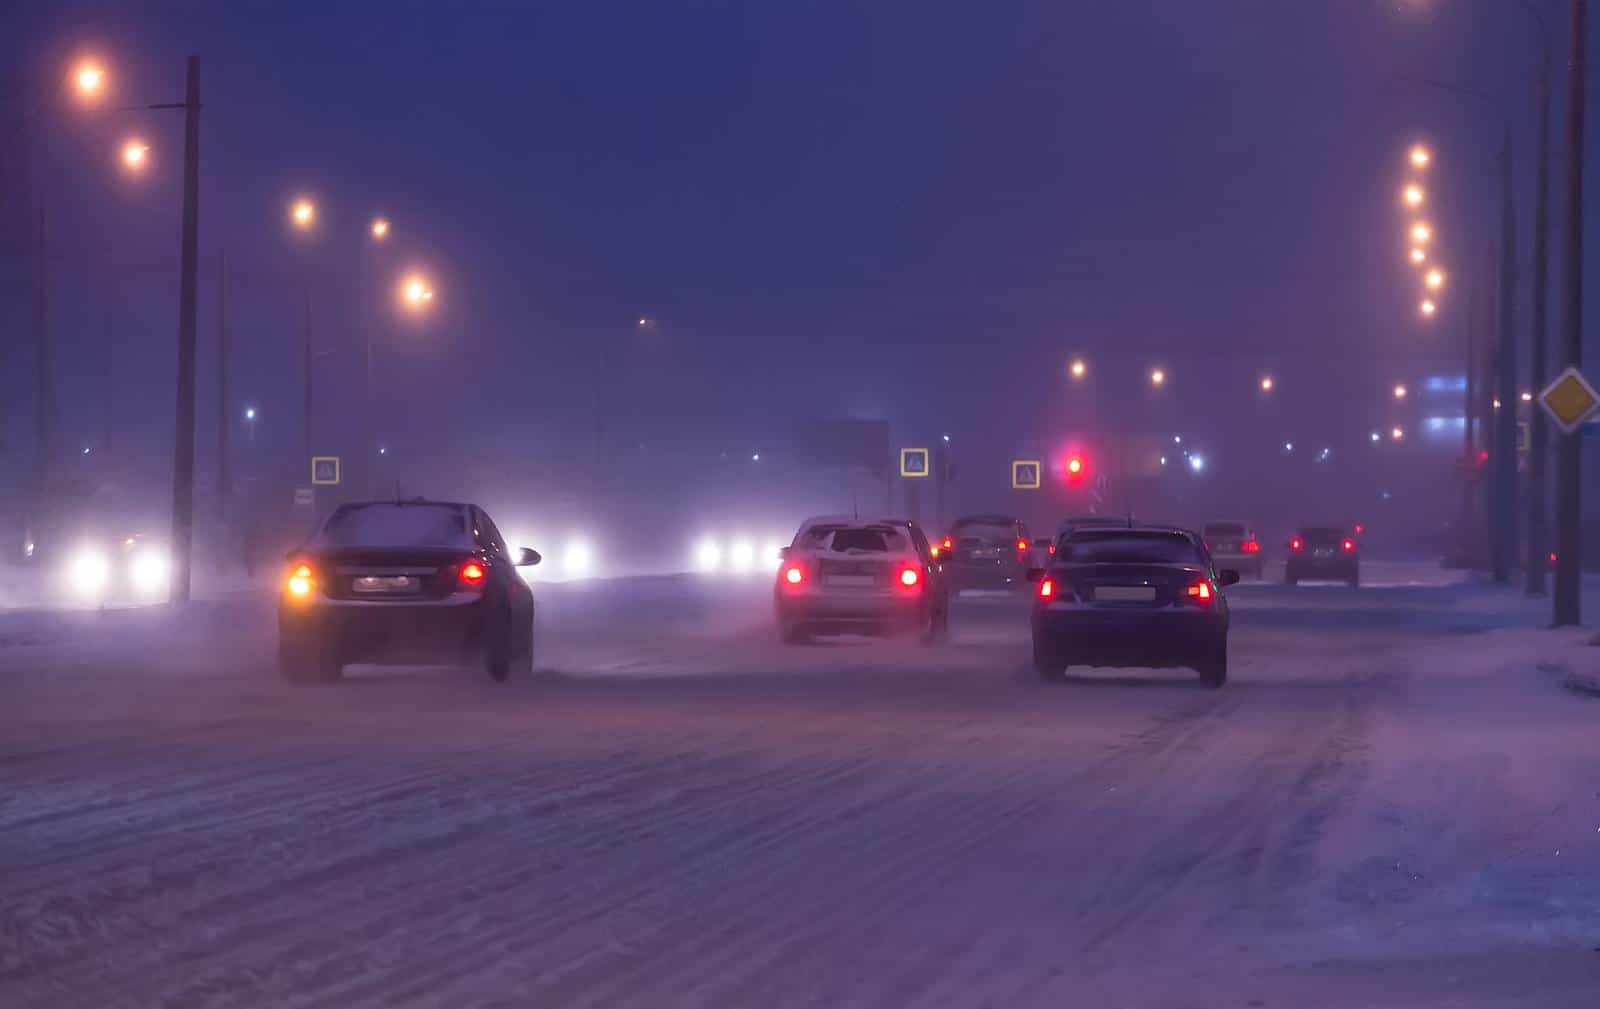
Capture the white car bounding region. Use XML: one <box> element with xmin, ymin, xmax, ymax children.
<box><xmin>775</xmin><ymin>516</ymin><xmax>950</xmax><ymax>643</ymax></box>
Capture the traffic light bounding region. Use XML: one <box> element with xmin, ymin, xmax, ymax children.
<box><xmin>1065</xmin><ymin>455</ymin><xmax>1086</xmax><ymax>483</ymax></box>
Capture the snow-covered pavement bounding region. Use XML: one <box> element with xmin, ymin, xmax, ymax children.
<box><xmin>1</xmin><ymin>562</ymin><xmax>1597</xmax><ymax>1007</ymax></box>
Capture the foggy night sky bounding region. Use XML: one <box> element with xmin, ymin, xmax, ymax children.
<box><xmin>1</xmin><ymin>1</ymin><xmax>1591</xmax><ymax>532</ymax></box>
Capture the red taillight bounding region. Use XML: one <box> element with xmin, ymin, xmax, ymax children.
<box><xmin>1290</xmin><ymin>537</ymin><xmax>1304</xmax><ymax>552</ymax></box>
<box><xmin>1185</xmin><ymin>581</ymin><xmax>1213</xmax><ymax>603</ymax></box>
<box><xmin>459</xmin><ymin>561</ymin><xmax>487</xmax><ymax>587</ymax></box>
<box><xmin>1016</xmin><ymin>539</ymin><xmax>1028</xmax><ymax>553</ymax></box>
<box><xmin>1047</xmin><ymin>543</ymin><xmax>1056</xmax><ymax>555</ymax></box>
<box><xmin>941</xmin><ymin>536</ymin><xmax>953</xmax><ymax>552</ymax></box>
<box><xmin>1242</xmin><ymin>540</ymin><xmax>1261</xmax><ymax>554</ymax></box>
<box><xmin>1341</xmin><ymin>538</ymin><xmax>1355</xmax><ymax>553</ymax></box>
<box><xmin>286</xmin><ymin>562</ymin><xmax>316</xmax><ymax>598</ymax></box>
<box><xmin>899</xmin><ymin>566</ymin><xmax>921</xmax><ymax>589</ymax></box>
<box><xmin>1038</xmin><ymin>577</ymin><xmax>1054</xmax><ymax>600</ymax></box>
<box><xmin>781</xmin><ymin>563</ymin><xmax>805</xmax><ymax>587</ymax></box>
<box><xmin>1354</xmin><ymin>523</ymin><xmax>1366</xmax><ymax>535</ymax></box>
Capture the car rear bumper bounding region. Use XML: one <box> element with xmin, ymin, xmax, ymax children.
<box><xmin>948</xmin><ymin>561</ymin><xmax>1027</xmax><ymax>588</ymax></box>
<box><xmin>1286</xmin><ymin>557</ymin><xmax>1358</xmax><ymax>580</ymax></box>
<box><xmin>776</xmin><ymin>591</ymin><xmax>932</xmax><ymax>632</ymax></box>
<box><xmin>279</xmin><ymin>593</ymin><xmax>492</xmax><ymax>663</ymax></box>
<box><xmin>1210</xmin><ymin>552</ymin><xmax>1262</xmax><ymax>574</ymax></box>
<box><xmin>1032</xmin><ymin>606</ymin><xmax>1225</xmax><ymax>667</ymax></box>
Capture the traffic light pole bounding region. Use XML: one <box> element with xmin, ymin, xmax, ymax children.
<box><xmin>1526</xmin><ymin>46</ymin><xmax>1552</xmax><ymax>596</ymax></box>
<box><xmin>166</xmin><ymin>55</ymin><xmax>201</xmax><ymax>604</ymax></box>
<box><xmin>1553</xmin><ymin>0</ymin><xmax>1587</xmax><ymax>625</ymax></box>
<box><xmin>1491</xmin><ymin>132</ymin><xmax>1519</xmax><ymax>585</ymax></box>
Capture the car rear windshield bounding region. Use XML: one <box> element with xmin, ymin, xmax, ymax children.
<box><xmin>1203</xmin><ymin>523</ymin><xmax>1246</xmax><ymax>538</ymax></box>
<box><xmin>952</xmin><ymin>519</ymin><xmax>1016</xmax><ymax>541</ymax></box>
<box><xmin>1300</xmin><ymin>527</ymin><xmax>1346</xmax><ymax>546</ymax></box>
<box><xmin>805</xmin><ymin>526</ymin><xmax>909</xmax><ymax>553</ymax></box>
<box><xmin>313</xmin><ymin>504</ymin><xmax>473</xmax><ymax>549</ymax></box>
<box><xmin>1058</xmin><ymin>531</ymin><xmax>1204</xmax><ymax>565</ymax></box>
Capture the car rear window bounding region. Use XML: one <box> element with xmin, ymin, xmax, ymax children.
<box><xmin>1300</xmin><ymin>527</ymin><xmax>1345</xmax><ymax>546</ymax></box>
<box><xmin>952</xmin><ymin>519</ymin><xmax>1016</xmax><ymax>541</ymax></box>
<box><xmin>313</xmin><ymin>504</ymin><xmax>472</xmax><ymax>548</ymax></box>
<box><xmin>1058</xmin><ymin>531</ymin><xmax>1204</xmax><ymax>565</ymax></box>
<box><xmin>1203</xmin><ymin>523</ymin><xmax>1246</xmax><ymax>538</ymax></box>
<box><xmin>822</xmin><ymin>526</ymin><xmax>909</xmax><ymax>554</ymax></box>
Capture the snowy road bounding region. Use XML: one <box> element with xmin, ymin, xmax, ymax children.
<box><xmin>2</xmin><ymin>562</ymin><xmax>1598</xmax><ymax>1007</ymax></box>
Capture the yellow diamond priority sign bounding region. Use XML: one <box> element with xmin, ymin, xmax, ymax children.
<box><xmin>1538</xmin><ymin>367</ymin><xmax>1600</xmax><ymax>434</ymax></box>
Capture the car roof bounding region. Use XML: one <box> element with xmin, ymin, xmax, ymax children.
<box><xmin>1065</xmin><ymin>524</ymin><xmax>1195</xmax><ymax>540</ymax></box>
<box><xmin>338</xmin><ymin>498</ymin><xmax>470</xmax><ymax>510</ymax></box>
<box><xmin>952</xmin><ymin>514</ymin><xmax>1019</xmax><ymax>525</ymax></box>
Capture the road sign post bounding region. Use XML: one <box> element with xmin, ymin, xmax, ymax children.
<box><xmin>1538</xmin><ymin>366</ymin><xmax>1600</xmax><ymax>433</ymax></box>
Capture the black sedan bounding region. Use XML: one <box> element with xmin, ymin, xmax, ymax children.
<box><xmin>1029</xmin><ymin>527</ymin><xmax>1238</xmax><ymax>687</ymax></box>
<box><xmin>279</xmin><ymin>500</ymin><xmax>540</xmax><ymax>683</ymax></box>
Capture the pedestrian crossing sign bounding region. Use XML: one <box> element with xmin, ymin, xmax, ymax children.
<box><xmin>1012</xmin><ymin>460</ymin><xmax>1041</xmax><ymax>489</ymax></box>
<box><xmin>311</xmin><ymin>456</ymin><xmax>341</xmax><ymax>485</ymax></box>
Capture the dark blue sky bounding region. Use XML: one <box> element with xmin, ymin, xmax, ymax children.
<box><xmin>1</xmin><ymin>0</ymin><xmax>1588</xmax><ymax>533</ymax></box>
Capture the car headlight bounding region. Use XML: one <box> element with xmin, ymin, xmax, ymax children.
<box><xmin>694</xmin><ymin>538</ymin><xmax>722</xmax><ymax>573</ymax></box>
<box><xmin>130</xmin><ymin>548</ymin><xmax>169</xmax><ymax>595</ymax></box>
<box><xmin>729</xmin><ymin>539</ymin><xmax>755</xmax><ymax>574</ymax></box>
<box><xmin>66</xmin><ymin>547</ymin><xmax>112</xmax><ymax>597</ymax></box>
<box><xmin>562</xmin><ymin>538</ymin><xmax>593</xmax><ymax>579</ymax></box>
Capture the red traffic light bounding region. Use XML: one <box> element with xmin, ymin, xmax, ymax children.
<box><xmin>1065</xmin><ymin>455</ymin><xmax>1086</xmax><ymax>481</ymax></box>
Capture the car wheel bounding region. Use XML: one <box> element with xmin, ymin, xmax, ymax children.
<box><xmin>520</xmin><ymin>620</ymin><xmax>536</xmax><ymax>675</ymax></box>
<box><xmin>279</xmin><ymin>635</ymin><xmax>341</xmax><ymax>683</ymax></box>
<box><xmin>486</xmin><ymin>610</ymin><xmax>515</xmax><ymax>683</ymax></box>
<box><xmin>779</xmin><ymin>618</ymin><xmax>810</xmax><ymax>645</ymax></box>
<box><xmin>1032</xmin><ymin>636</ymin><xmax>1066</xmax><ymax>681</ymax></box>
<box><xmin>1199</xmin><ymin>639</ymin><xmax>1228</xmax><ymax>688</ymax></box>
<box><xmin>921</xmin><ymin>603</ymin><xmax>949</xmax><ymax>644</ymax></box>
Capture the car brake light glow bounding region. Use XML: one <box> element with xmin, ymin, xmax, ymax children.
<box><xmin>782</xmin><ymin>564</ymin><xmax>804</xmax><ymax>586</ymax></box>
<box><xmin>1290</xmin><ymin>537</ymin><xmax>1304</xmax><ymax>552</ymax></box>
<box><xmin>899</xmin><ymin>566</ymin><xmax>921</xmax><ymax>588</ymax></box>
<box><xmin>1038</xmin><ymin>577</ymin><xmax>1054</xmax><ymax>600</ymax></box>
<box><xmin>286</xmin><ymin>563</ymin><xmax>315</xmax><ymax>597</ymax></box>
<box><xmin>459</xmin><ymin>561</ymin><xmax>487</xmax><ymax>586</ymax></box>
<box><xmin>941</xmin><ymin>536</ymin><xmax>953</xmax><ymax>552</ymax></box>
<box><xmin>1186</xmin><ymin>581</ymin><xmax>1213</xmax><ymax>601</ymax></box>
<box><xmin>1341</xmin><ymin>539</ymin><xmax>1355</xmax><ymax>553</ymax></box>
<box><xmin>1241</xmin><ymin>540</ymin><xmax>1261</xmax><ymax>553</ymax></box>
<box><xmin>1016</xmin><ymin>539</ymin><xmax>1028</xmax><ymax>553</ymax></box>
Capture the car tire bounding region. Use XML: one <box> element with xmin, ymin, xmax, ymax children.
<box><xmin>1033</xmin><ymin>636</ymin><xmax>1066</xmax><ymax>680</ymax></box>
<box><xmin>921</xmin><ymin>603</ymin><xmax>949</xmax><ymax>644</ymax></box>
<box><xmin>779</xmin><ymin>618</ymin><xmax>810</xmax><ymax>645</ymax></box>
<box><xmin>486</xmin><ymin>609</ymin><xmax>515</xmax><ymax>683</ymax></box>
<box><xmin>279</xmin><ymin>635</ymin><xmax>342</xmax><ymax>684</ymax></box>
<box><xmin>1199</xmin><ymin>639</ymin><xmax>1228</xmax><ymax>688</ymax></box>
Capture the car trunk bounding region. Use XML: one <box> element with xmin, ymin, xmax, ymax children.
<box><xmin>1060</xmin><ymin>563</ymin><xmax>1206</xmax><ymax>608</ymax></box>
<box><xmin>310</xmin><ymin>547</ymin><xmax>478</xmax><ymax>601</ymax></box>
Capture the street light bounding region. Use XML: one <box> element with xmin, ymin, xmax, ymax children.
<box><xmin>400</xmin><ymin>272</ymin><xmax>436</xmax><ymax>311</ymax></box>
<box><xmin>1391</xmin><ymin>426</ymin><xmax>1405</xmax><ymax>441</ymax></box>
<box><xmin>73</xmin><ymin>61</ymin><xmax>107</xmax><ymax>102</ymax></box>
<box><xmin>1403</xmin><ymin>183</ymin><xmax>1425</xmax><ymax>207</ymax></box>
<box><xmin>370</xmin><ymin>217</ymin><xmax>390</xmax><ymax>241</ymax></box>
<box><xmin>120</xmin><ymin>138</ymin><xmax>149</xmax><ymax>172</ymax></box>
<box><xmin>1260</xmin><ymin>375</ymin><xmax>1274</xmax><ymax>393</ymax></box>
<box><xmin>243</xmin><ymin>406</ymin><xmax>256</xmax><ymax>421</ymax></box>
<box><xmin>290</xmin><ymin>197</ymin><xmax>316</xmax><ymax>230</ymax></box>
<box><xmin>1411</xmin><ymin>222</ymin><xmax>1432</xmax><ymax>243</ymax></box>
<box><xmin>1150</xmin><ymin>367</ymin><xmax>1166</xmax><ymax>387</ymax></box>
<box><xmin>1409</xmin><ymin>144</ymin><xmax>1431</xmax><ymax>168</ymax></box>
<box><xmin>1410</xmin><ymin>248</ymin><xmax>1427</xmax><ymax>265</ymax></box>
<box><xmin>1069</xmin><ymin>358</ymin><xmax>1086</xmax><ymax>380</ymax></box>
<box><xmin>1393</xmin><ymin>383</ymin><xmax>1408</xmax><ymax>400</ymax></box>
<box><xmin>1420</xmin><ymin>299</ymin><xmax>1437</xmax><ymax>317</ymax></box>
<box><xmin>1425</xmin><ymin>268</ymin><xmax>1445</xmax><ymax>290</ymax></box>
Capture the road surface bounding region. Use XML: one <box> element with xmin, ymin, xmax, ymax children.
<box><xmin>2</xmin><ymin>561</ymin><xmax>1597</xmax><ymax>1007</ymax></box>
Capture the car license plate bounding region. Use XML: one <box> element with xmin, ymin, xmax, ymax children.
<box><xmin>1313</xmin><ymin>548</ymin><xmax>1333</xmax><ymax>558</ymax></box>
<box><xmin>825</xmin><ymin>574</ymin><xmax>876</xmax><ymax>588</ymax></box>
<box><xmin>1094</xmin><ymin>585</ymin><xmax>1155</xmax><ymax>602</ymax></box>
<box><xmin>352</xmin><ymin>575</ymin><xmax>419</xmax><ymax>594</ymax></box>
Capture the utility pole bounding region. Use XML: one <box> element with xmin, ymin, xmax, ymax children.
<box><xmin>1553</xmin><ymin>0</ymin><xmax>1588</xmax><ymax>626</ymax></box>
<box><xmin>303</xmin><ymin>288</ymin><xmax>313</xmax><ymax>467</ymax></box>
<box><xmin>217</xmin><ymin>249</ymin><xmax>230</xmax><ymax>523</ymax></box>
<box><xmin>1491</xmin><ymin>131</ymin><xmax>1519</xmax><ymax>585</ymax></box>
<box><xmin>167</xmin><ymin>56</ymin><xmax>201</xmax><ymax>604</ymax></box>
<box><xmin>1527</xmin><ymin>45</ymin><xmax>1553</xmax><ymax>595</ymax></box>
<box><xmin>32</xmin><ymin>207</ymin><xmax>56</xmax><ymax>495</ymax></box>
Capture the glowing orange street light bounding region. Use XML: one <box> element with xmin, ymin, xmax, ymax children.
<box><xmin>400</xmin><ymin>273</ymin><xmax>436</xmax><ymax>311</ymax></box>
<box><xmin>290</xmin><ymin>198</ymin><xmax>316</xmax><ymax>230</ymax></box>
<box><xmin>1411</xmin><ymin>222</ymin><xmax>1432</xmax><ymax>244</ymax></box>
<box><xmin>1150</xmin><ymin>367</ymin><xmax>1166</xmax><ymax>387</ymax></box>
<box><xmin>1403</xmin><ymin>184</ymin><xmax>1424</xmax><ymax>207</ymax></box>
<box><xmin>1420</xmin><ymin>299</ymin><xmax>1437</xmax><ymax>317</ymax></box>
<box><xmin>370</xmin><ymin>217</ymin><xmax>390</xmax><ymax>241</ymax></box>
<box><xmin>1260</xmin><ymin>375</ymin><xmax>1274</xmax><ymax>393</ymax></box>
<box><xmin>1391</xmin><ymin>426</ymin><xmax>1405</xmax><ymax>441</ymax></box>
<box><xmin>1425</xmin><ymin>268</ymin><xmax>1445</xmax><ymax>290</ymax></box>
<box><xmin>1393</xmin><ymin>383</ymin><xmax>1407</xmax><ymax>400</ymax></box>
<box><xmin>1069</xmin><ymin>358</ymin><xmax>1086</xmax><ymax>380</ymax></box>
<box><xmin>73</xmin><ymin>61</ymin><xmax>107</xmax><ymax>101</ymax></box>
<box><xmin>120</xmin><ymin>138</ymin><xmax>149</xmax><ymax>172</ymax></box>
<box><xmin>1410</xmin><ymin>248</ymin><xmax>1427</xmax><ymax>265</ymax></box>
<box><xmin>1409</xmin><ymin>144</ymin><xmax>1431</xmax><ymax>169</ymax></box>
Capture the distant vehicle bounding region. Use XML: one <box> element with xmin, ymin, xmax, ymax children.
<box><xmin>51</xmin><ymin>530</ymin><xmax>170</xmax><ymax>604</ymax></box>
<box><xmin>942</xmin><ymin>514</ymin><xmax>1037</xmax><ymax>591</ymax></box>
<box><xmin>278</xmin><ymin>500</ymin><xmax>540</xmax><ymax>683</ymax></box>
<box><xmin>776</xmin><ymin>516</ymin><xmax>949</xmax><ymax>643</ymax></box>
<box><xmin>1029</xmin><ymin>526</ymin><xmax>1237</xmax><ymax>687</ymax></box>
<box><xmin>1055</xmin><ymin>512</ymin><xmax>1132</xmax><ymax>543</ymax></box>
<box><xmin>1201</xmin><ymin>520</ymin><xmax>1264</xmax><ymax>579</ymax></box>
<box><xmin>1285</xmin><ymin>526</ymin><xmax>1359</xmax><ymax>587</ymax></box>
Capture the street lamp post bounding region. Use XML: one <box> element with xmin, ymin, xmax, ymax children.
<box><xmin>166</xmin><ymin>55</ymin><xmax>201</xmax><ymax>604</ymax></box>
<box><xmin>1491</xmin><ymin>132</ymin><xmax>1519</xmax><ymax>585</ymax></box>
<box><xmin>1553</xmin><ymin>0</ymin><xmax>1588</xmax><ymax>626</ymax></box>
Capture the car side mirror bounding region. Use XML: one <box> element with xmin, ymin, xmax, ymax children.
<box><xmin>1026</xmin><ymin>567</ymin><xmax>1045</xmax><ymax>582</ymax></box>
<box><xmin>1217</xmin><ymin>569</ymin><xmax>1240</xmax><ymax>587</ymax></box>
<box><xmin>516</xmin><ymin>548</ymin><xmax>542</xmax><ymax>567</ymax></box>
<box><xmin>778</xmin><ymin>546</ymin><xmax>790</xmax><ymax>560</ymax></box>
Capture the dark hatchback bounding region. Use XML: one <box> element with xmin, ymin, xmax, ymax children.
<box><xmin>1285</xmin><ymin>526</ymin><xmax>1359</xmax><ymax>587</ymax></box>
<box><xmin>279</xmin><ymin>500</ymin><xmax>540</xmax><ymax>683</ymax></box>
<box><xmin>1029</xmin><ymin>527</ymin><xmax>1238</xmax><ymax>687</ymax></box>
<box><xmin>943</xmin><ymin>515</ymin><xmax>1035</xmax><ymax>591</ymax></box>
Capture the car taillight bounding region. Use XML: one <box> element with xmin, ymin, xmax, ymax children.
<box><xmin>1038</xmin><ymin>577</ymin><xmax>1054</xmax><ymax>600</ymax></box>
<box><xmin>781</xmin><ymin>563</ymin><xmax>805</xmax><ymax>587</ymax></box>
<box><xmin>1016</xmin><ymin>539</ymin><xmax>1028</xmax><ymax>553</ymax></box>
<box><xmin>1354</xmin><ymin>523</ymin><xmax>1365</xmax><ymax>535</ymax></box>
<box><xmin>941</xmin><ymin>536</ymin><xmax>953</xmax><ymax>552</ymax></box>
<box><xmin>1341</xmin><ymin>538</ymin><xmax>1355</xmax><ymax>553</ymax></box>
<box><xmin>1242</xmin><ymin>540</ymin><xmax>1261</xmax><ymax>554</ymax></box>
<box><xmin>286</xmin><ymin>563</ymin><xmax>315</xmax><ymax>598</ymax></box>
<box><xmin>899</xmin><ymin>566</ymin><xmax>921</xmax><ymax>589</ymax></box>
<box><xmin>459</xmin><ymin>561</ymin><xmax>487</xmax><ymax>588</ymax></box>
<box><xmin>1184</xmin><ymin>580</ymin><xmax>1214</xmax><ymax>603</ymax></box>
<box><xmin>1047</xmin><ymin>543</ymin><xmax>1056</xmax><ymax>555</ymax></box>
<box><xmin>1290</xmin><ymin>537</ymin><xmax>1304</xmax><ymax>552</ymax></box>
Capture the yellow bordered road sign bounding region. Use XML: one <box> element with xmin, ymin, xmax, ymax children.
<box><xmin>311</xmin><ymin>456</ymin><xmax>341</xmax><ymax>485</ymax></box>
<box><xmin>900</xmin><ymin>447</ymin><xmax>929</xmax><ymax>477</ymax></box>
<box><xmin>1539</xmin><ymin>367</ymin><xmax>1600</xmax><ymax>433</ymax></box>
<box><xmin>1012</xmin><ymin>459</ymin><xmax>1041</xmax><ymax>489</ymax></box>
